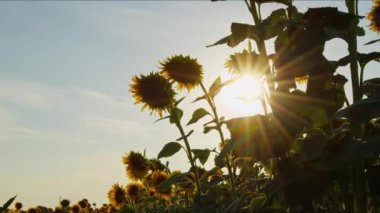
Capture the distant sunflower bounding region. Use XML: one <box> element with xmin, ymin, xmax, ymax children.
<box><xmin>160</xmin><ymin>55</ymin><xmax>203</xmax><ymax>91</ymax></box>
<box><xmin>26</xmin><ymin>208</ymin><xmax>38</xmax><ymax>213</ymax></box>
<box><xmin>107</xmin><ymin>184</ymin><xmax>126</xmax><ymax>208</ymax></box>
<box><xmin>78</xmin><ymin>199</ymin><xmax>88</xmax><ymax>209</ymax></box>
<box><xmin>15</xmin><ymin>202</ymin><xmax>23</xmax><ymax>211</ymax></box>
<box><xmin>122</xmin><ymin>151</ymin><xmax>149</xmax><ymax>181</ymax></box>
<box><xmin>368</xmin><ymin>0</ymin><xmax>380</xmax><ymax>33</ymax></box>
<box><xmin>225</xmin><ymin>50</ymin><xmax>267</xmax><ymax>76</ymax></box>
<box><xmin>71</xmin><ymin>205</ymin><xmax>80</xmax><ymax>213</ymax></box>
<box><xmin>130</xmin><ymin>72</ymin><xmax>176</xmax><ymax>117</ymax></box>
<box><xmin>150</xmin><ymin>170</ymin><xmax>172</xmax><ymax>200</ymax></box>
<box><xmin>125</xmin><ymin>182</ymin><xmax>144</xmax><ymax>202</ymax></box>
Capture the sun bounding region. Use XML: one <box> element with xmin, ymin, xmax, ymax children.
<box><xmin>216</xmin><ymin>75</ymin><xmax>265</xmax><ymax>118</ymax></box>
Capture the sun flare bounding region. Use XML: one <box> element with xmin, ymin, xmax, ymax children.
<box><xmin>216</xmin><ymin>76</ymin><xmax>265</xmax><ymax>118</ymax></box>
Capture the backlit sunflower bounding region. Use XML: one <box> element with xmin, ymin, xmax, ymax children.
<box><xmin>125</xmin><ymin>182</ymin><xmax>144</xmax><ymax>203</ymax></box>
<box><xmin>149</xmin><ymin>170</ymin><xmax>172</xmax><ymax>200</ymax></box>
<box><xmin>107</xmin><ymin>184</ymin><xmax>126</xmax><ymax>208</ymax></box>
<box><xmin>122</xmin><ymin>151</ymin><xmax>149</xmax><ymax>181</ymax></box>
<box><xmin>130</xmin><ymin>72</ymin><xmax>176</xmax><ymax>117</ymax></box>
<box><xmin>225</xmin><ymin>50</ymin><xmax>267</xmax><ymax>76</ymax></box>
<box><xmin>160</xmin><ymin>55</ymin><xmax>203</xmax><ymax>91</ymax></box>
<box><xmin>368</xmin><ymin>0</ymin><xmax>380</xmax><ymax>33</ymax></box>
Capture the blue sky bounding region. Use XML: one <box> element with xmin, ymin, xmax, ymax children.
<box><xmin>0</xmin><ymin>1</ymin><xmax>378</xmax><ymax>208</ymax></box>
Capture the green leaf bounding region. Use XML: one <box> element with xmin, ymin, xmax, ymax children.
<box><xmin>207</xmin><ymin>23</ymin><xmax>258</xmax><ymax>48</ymax></box>
<box><xmin>169</xmin><ymin>107</ymin><xmax>183</xmax><ymax>124</ymax></box>
<box><xmin>175</xmin><ymin>97</ymin><xmax>186</xmax><ymax>106</ymax></box>
<box><xmin>192</xmin><ymin>149</ymin><xmax>211</xmax><ymax>165</ymax></box>
<box><xmin>301</xmin><ymin>105</ymin><xmax>328</xmax><ymax>128</ymax></box>
<box><xmin>209</xmin><ymin>77</ymin><xmax>222</xmax><ymax>98</ymax></box>
<box><xmin>365</xmin><ymin>38</ymin><xmax>380</xmax><ymax>45</ymax></box>
<box><xmin>259</xmin><ymin>8</ymin><xmax>288</xmax><ymax>40</ymax></box>
<box><xmin>187</xmin><ymin>108</ymin><xmax>210</xmax><ymax>125</ymax></box>
<box><xmin>157</xmin><ymin>142</ymin><xmax>182</xmax><ymax>159</ymax></box>
<box><xmin>249</xmin><ymin>194</ymin><xmax>266</xmax><ymax>212</ymax></box>
<box><xmin>154</xmin><ymin>115</ymin><xmax>170</xmax><ymax>123</ymax></box>
<box><xmin>203</xmin><ymin>126</ymin><xmax>217</xmax><ymax>134</ymax></box>
<box><xmin>176</xmin><ymin>130</ymin><xmax>194</xmax><ymax>141</ymax></box>
<box><xmin>192</xmin><ymin>95</ymin><xmax>206</xmax><ymax>103</ymax></box>
<box><xmin>2</xmin><ymin>195</ymin><xmax>16</xmax><ymax>211</ymax></box>
<box><xmin>157</xmin><ymin>172</ymin><xmax>187</xmax><ymax>192</ymax></box>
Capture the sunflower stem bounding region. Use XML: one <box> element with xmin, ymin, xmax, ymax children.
<box><xmin>199</xmin><ymin>82</ymin><xmax>238</xmax><ymax>199</ymax></box>
<box><xmin>346</xmin><ymin>0</ymin><xmax>361</xmax><ymax>102</ymax></box>
<box><xmin>169</xmin><ymin>107</ymin><xmax>202</xmax><ymax>195</ymax></box>
<box><xmin>245</xmin><ymin>0</ymin><xmax>274</xmax><ymax>109</ymax></box>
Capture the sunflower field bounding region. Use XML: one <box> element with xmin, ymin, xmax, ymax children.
<box><xmin>2</xmin><ymin>0</ymin><xmax>380</xmax><ymax>212</ymax></box>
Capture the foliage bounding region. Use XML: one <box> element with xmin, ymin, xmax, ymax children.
<box><xmin>119</xmin><ymin>0</ymin><xmax>380</xmax><ymax>212</ymax></box>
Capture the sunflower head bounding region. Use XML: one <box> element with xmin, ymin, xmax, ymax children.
<box><xmin>368</xmin><ymin>0</ymin><xmax>380</xmax><ymax>33</ymax></box>
<box><xmin>15</xmin><ymin>202</ymin><xmax>23</xmax><ymax>210</ymax></box>
<box><xmin>125</xmin><ymin>182</ymin><xmax>144</xmax><ymax>203</ymax></box>
<box><xmin>78</xmin><ymin>199</ymin><xmax>88</xmax><ymax>209</ymax></box>
<box><xmin>26</xmin><ymin>208</ymin><xmax>38</xmax><ymax>213</ymax></box>
<box><xmin>107</xmin><ymin>183</ymin><xmax>126</xmax><ymax>208</ymax></box>
<box><xmin>160</xmin><ymin>55</ymin><xmax>203</xmax><ymax>91</ymax></box>
<box><xmin>130</xmin><ymin>72</ymin><xmax>176</xmax><ymax>117</ymax></box>
<box><xmin>149</xmin><ymin>170</ymin><xmax>172</xmax><ymax>200</ymax></box>
<box><xmin>122</xmin><ymin>151</ymin><xmax>149</xmax><ymax>181</ymax></box>
<box><xmin>225</xmin><ymin>50</ymin><xmax>267</xmax><ymax>77</ymax></box>
<box><xmin>71</xmin><ymin>205</ymin><xmax>80</xmax><ymax>213</ymax></box>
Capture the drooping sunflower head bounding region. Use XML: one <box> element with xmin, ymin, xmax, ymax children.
<box><xmin>78</xmin><ymin>199</ymin><xmax>88</xmax><ymax>209</ymax></box>
<box><xmin>107</xmin><ymin>183</ymin><xmax>126</xmax><ymax>208</ymax></box>
<box><xmin>160</xmin><ymin>55</ymin><xmax>203</xmax><ymax>91</ymax></box>
<box><xmin>149</xmin><ymin>170</ymin><xmax>172</xmax><ymax>200</ymax></box>
<box><xmin>15</xmin><ymin>202</ymin><xmax>23</xmax><ymax>210</ymax></box>
<box><xmin>71</xmin><ymin>205</ymin><xmax>80</xmax><ymax>213</ymax></box>
<box><xmin>60</xmin><ymin>199</ymin><xmax>70</xmax><ymax>208</ymax></box>
<box><xmin>225</xmin><ymin>50</ymin><xmax>267</xmax><ymax>77</ymax></box>
<box><xmin>125</xmin><ymin>182</ymin><xmax>144</xmax><ymax>202</ymax></box>
<box><xmin>130</xmin><ymin>72</ymin><xmax>176</xmax><ymax>117</ymax></box>
<box><xmin>122</xmin><ymin>151</ymin><xmax>149</xmax><ymax>181</ymax></box>
<box><xmin>368</xmin><ymin>0</ymin><xmax>380</xmax><ymax>33</ymax></box>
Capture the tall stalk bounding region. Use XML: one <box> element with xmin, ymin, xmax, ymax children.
<box><xmin>169</xmin><ymin>107</ymin><xmax>202</xmax><ymax>194</ymax></box>
<box><xmin>346</xmin><ymin>0</ymin><xmax>361</xmax><ymax>102</ymax></box>
<box><xmin>199</xmin><ymin>82</ymin><xmax>238</xmax><ymax>198</ymax></box>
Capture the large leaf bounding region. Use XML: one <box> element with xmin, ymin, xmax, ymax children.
<box><xmin>157</xmin><ymin>172</ymin><xmax>187</xmax><ymax>192</ymax></box>
<box><xmin>301</xmin><ymin>105</ymin><xmax>329</xmax><ymax>128</ymax></box>
<box><xmin>169</xmin><ymin>107</ymin><xmax>183</xmax><ymax>124</ymax></box>
<box><xmin>209</xmin><ymin>77</ymin><xmax>222</xmax><ymax>98</ymax></box>
<box><xmin>2</xmin><ymin>195</ymin><xmax>16</xmax><ymax>211</ymax></box>
<box><xmin>157</xmin><ymin>142</ymin><xmax>182</xmax><ymax>159</ymax></box>
<box><xmin>207</xmin><ymin>23</ymin><xmax>257</xmax><ymax>48</ymax></box>
<box><xmin>249</xmin><ymin>194</ymin><xmax>266</xmax><ymax>212</ymax></box>
<box><xmin>192</xmin><ymin>149</ymin><xmax>211</xmax><ymax>165</ymax></box>
<box><xmin>187</xmin><ymin>108</ymin><xmax>210</xmax><ymax>125</ymax></box>
<box><xmin>259</xmin><ymin>8</ymin><xmax>288</xmax><ymax>40</ymax></box>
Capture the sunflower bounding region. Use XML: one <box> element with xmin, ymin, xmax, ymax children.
<box><xmin>149</xmin><ymin>170</ymin><xmax>172</xmax><ymax>200</ymax></box>
<box><xmin>160</xmin><ymin>55</ymin><xmax>203</xmax><ymax>91</ymax></box>
<box><xmin>130</xmin><ymin>72</ymin><xmax>176</xmax><ymax>117</ymax></box>
<box><xmin>225</xmin><ymin>50</ymin><xmax>267</xmax><ymax>76</ymax></box>
<box><xmin>122</xmin><ymin>151</ymin><xmax>149</xmax><ymax>181</ymax></box>
<box><xmin>368</xmin><ymin>0</ymin><xmax>380</xmax><ymax>33</ymax></box>
<box><xmin>26</xmin><ymin>208</ymin><xmax>38</xmax><ymax>213</ymax></box>
<box><xmin>125</xmin><ymin>182</ymin><xmax>144</xmax><ymax>203</ymax></box>
<box><xmin>107</xmin><ymin>184</ymin><xmax>126</xmax><ymax>208</ymax></box>
<box><xmin>15</xmin><ymin>202</ymin><xmax>23</xmax><ymax>211</ymax></box>
<box><xmin>78</xmin><ymin>199</ymin><xmax>88</xmax><ymax>209</ymax></box>
<box><xmin>71</xmin><ymin>205</ymin><xmax>80</xmax><ymax>213</ymax></box>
